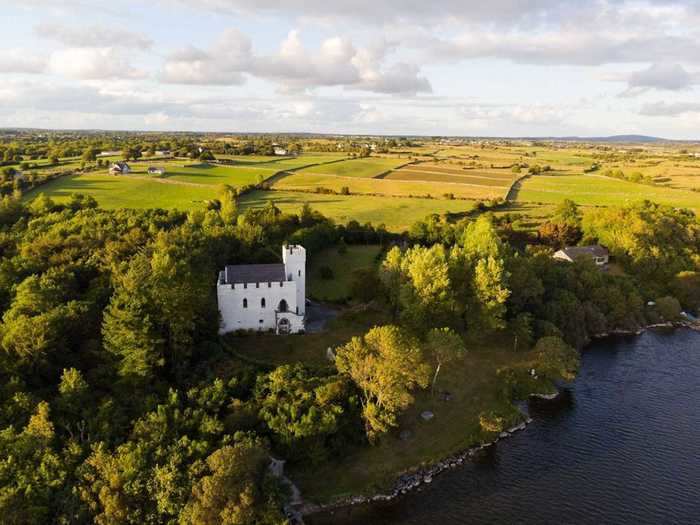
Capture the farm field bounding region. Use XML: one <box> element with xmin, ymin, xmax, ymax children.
<box><xmin>23</xmin><ymin>173</ymin><xmax>215</xmax><ymax>210</ymax></box>
<box><xmin>299</xmin><ymin>157</ymin><xmax>410</xmax><ymax>178</ymax></box>
<box><xmin>150</xmin><ymin>163</ymin><xmax>278</xmax><ymax>186</ymax></box>
<box><xmin>386</xmin><ymin>168</ymin><xmax>515</xmax><ymax>187</ymax></box>
<box><xmin>515</xmin><ymin>173</ymin><xmax>700</xmax><ymax>210</ymax></box>
<box><xmin>308</xmin><ymin>244</ymin><xmax>383</xmax><ymax>302</ymax></box>
<box><xmin>239</xmin><ymin>190</ymin><xmax>475</xmax><ymax>232</ymax></box>
<box><xmin>273</xmin><ymin>172</ymin><xmax>505</xmax><ymax>199</ymax></box>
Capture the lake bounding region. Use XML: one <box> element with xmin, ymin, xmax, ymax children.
<box><xmin>309</xmin><ymin>328</ymin><xmax>700</xmax><ymax>525</ymax></box>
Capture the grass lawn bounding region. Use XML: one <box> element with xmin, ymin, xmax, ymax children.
<box><xmin>23</xmin><ymin>173</ymin><xmax>216</xmax><ymax>210</ymax></box>
<box><xmin>308</xmin><ymin>245</ymin><xmax>383</xmax><ymax>301</ymax></box>
<box><xmin>239</xmin><ymin>190</ymin><xmax>476</xmax><ymax>232</ymax></box>
<box><xmin>516</xmin><ymin>173</ymin><xmax>700</xmax><ymax>211</ymax></box>
<box><xmin>227</xmin><ymin>306</ymin><xmax>393</xmax><ymax>369</ymax></box>
<box><xmin>300</xmin><ymin>157</ymin><xmax>410</xmax><ymax>178</ymax></box>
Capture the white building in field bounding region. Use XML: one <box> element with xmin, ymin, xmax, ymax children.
<box><xmin>217</xmin><ymin>245</ymin><xmax>306</xmax><ymax>334</ymax></box>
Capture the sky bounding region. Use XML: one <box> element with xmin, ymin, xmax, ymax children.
<box><xmin>2</xmin><ymin>0</ymin><xmax>700</xmax><ymax>138</ymax></box>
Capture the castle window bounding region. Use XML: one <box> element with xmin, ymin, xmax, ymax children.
<box><xmin>298</xmin><ymin>270</ymin><xmax>301</xmax><ymax>277</ymax></box>
<box><xmin>268</xmin><ymin>282</ymin><xmax>271</xmax><ymax>288</ymax></box>
<box><xmin>261</xmin><ymin>298</ymin><xmax>266</xmax><ymax>308</ymax></box>
<box><xmin>243</xmin><ymin>283</ymin><xmax>247</xmax><ymax>289</ymax></box>
<box><xmin>243</xmin><ymin>298</ymin><xmax>248</xmax><ymax>308</ymax></box>
<box><xmin>278</xmin><ymin>299</ymin><xmax>288</xmax><ymax>313</ymax></box>
<box><xmin>256</xmin><ymin>282</ymin><xmax>259</xmax><ymax>288</ymax></box>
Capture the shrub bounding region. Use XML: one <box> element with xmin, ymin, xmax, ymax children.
<box><xmin>319</xmin><ymin>265</ymin><xmax>334</xmax><ymax>280</ymax></box>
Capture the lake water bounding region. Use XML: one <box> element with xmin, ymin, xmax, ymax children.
<box><xmin>310</xmin><ymin>329</ymin><xmax>700</xmax><ymax>525</ymax></box>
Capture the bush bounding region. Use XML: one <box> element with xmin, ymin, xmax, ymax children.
<box><xmin>319</xmin><ymin>265</ymin><xmax>334</xmax><ymax>280</ymax></box>
<box><xmin>533</xmin><ymin>336</ymin><xmax>580</xmax><ymax>381</ymax></box>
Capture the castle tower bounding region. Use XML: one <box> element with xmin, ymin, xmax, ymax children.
<box><xmin>283</xmin><ymin>244</ymin><xmax>306</xmax><ymax>316</ymax></box>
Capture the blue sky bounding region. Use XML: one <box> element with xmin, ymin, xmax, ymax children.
<box><xmin>2</xmin><ymin>0</ymin><xmax>700</xmax><ymax>138</ymax></box>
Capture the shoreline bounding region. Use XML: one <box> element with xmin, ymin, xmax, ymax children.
<box><xmin>297</xmin><ymin>320</ymin><xmax>700</xmax><ymax>517</ymax></box>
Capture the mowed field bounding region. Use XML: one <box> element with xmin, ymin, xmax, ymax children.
<box><xmin>239</xmin><ymin>190</ymin><xmax>475</xmax><ymax>232</ymax></box>
<box><xmin>515</xmin><ymin>173</ymin><xmax>700</xmax><ymax>211</ymax></box>
<box><xmin>299</xmin><ymin>157</ymin><xmax>410</xmax><ymax>178</ymax></box>
<box><xmin>308</xmin><ymin>244</ymin><xmax>382</xmax><ymax>301</ymax></box>
<box><xmin>24</xmin><ymin>173</ymin><xmax>216</xmax><ymax>210</ymax></box>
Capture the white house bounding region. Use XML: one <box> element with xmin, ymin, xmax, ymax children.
<box><xmin>553</xmin><ymin>245</ymin><xmax>609</xmax><ymax>266</ymax></box>
<box><xmin>217</xmin><ymin>245</ymin><xmax>306</xmax><ymax>334</ymax></box>
<box><xmin>273</xmin><ymin>146</ymin><xmax>288</xmax><ymax>156</ymax></box>
<box><xmin>147</xmin><ymin>166</ymin><xmax>165</xmax><ymax>176</ymax></box>
<box><xmin>109</xmin><ymin>161</ymin><xmax>130</xmax><ymax>175</ymax></box>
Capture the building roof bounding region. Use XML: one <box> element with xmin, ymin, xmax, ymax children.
<box><xmin>558</xmin><ymin>245</ymin><xmax>608</xmax><ymax>259</ymax></box>
<box><xmin>222</xmin><ymin>263</ymin><xmax>285</xmax><ymax>284</ymax></box>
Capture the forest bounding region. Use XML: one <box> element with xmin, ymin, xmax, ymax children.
<box><xmin>0</xmin><ymin>178</ymin><xmax>698</xmax><ymax>522</ymax></box>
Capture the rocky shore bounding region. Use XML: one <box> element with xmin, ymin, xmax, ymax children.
<box><xmin>299</xmin><ymin>412</ymin><xmax>537</xmax><ymax>516</ymax></box>
<box><xmin>299</xmin><ymin>319</ymin><xmax>700</xmax><ymax>517</ymax></box>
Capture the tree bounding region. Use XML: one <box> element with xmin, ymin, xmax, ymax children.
<box><xmin>424</xmin><ymin>328</ymin><xmax>465</xmax><ymax>393</ymax></box>
<box><xmin>180</xmin><ymin>443</ymin><xmax>285</xmax><ymax>525</ymax></box>
<box><xmin>533</xmin><ymin>336</ymin><xmax>580</xmax><ymax>382</ymax></box>
<box><xmin>511</xmin><ymin>312</ymin><xmax>533</xmax><ymax>351</ymax></box>
<box><xmin>255</xmin><ymin>364</ymin><xmax>346</xmax><ymax>454</ymax></box>
<box><xmin>655</xmin><ymin>296</ymin><xmax>682</xmax><ymax>321</ymax></box>
<box><xmin>472</xmin><ymin>256</ymin><xmax>510</xmax><ymax>331</ymax></box>
<box><xmin>335</xmin><ymin>325</ymin><xmax>430</xmax><ymax>440</ymax></box>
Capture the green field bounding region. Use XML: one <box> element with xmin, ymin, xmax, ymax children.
<box><xmin>24</xmin><ymin>173</ymin><xmax>216</xmax><ymax>210</ymax></box>
<box><xmin>154</xmin><ymin>163</ymin><xmax>278</xmax><ymax>186</ymax></box>
<box><xmin>515</xmin><ymin>173</ymin><xmax>700</xmax><ymax>210</ymax></box>
<box><xmin>386</xmin><ymin>169</ymin><xmax>514</xmax><ymax>187</ymax></box>
<box><xmin>273</xmin><ymin>172</ymin><xmax>504</xmax><ymax>200</ymax></box>
<box><xmin>239</xmin><ymin>190</ymin><xmax>475</xmax><ymax>231</ymax></box>
<box><xmin>300</xmin><ymin>157</ymin><xmax>410</xmax><ymax>178</ymax></box>
<box><xmin>308</xmin><ymin>245</ymin><xmax>382</xmax><ymax>301</ymax></box>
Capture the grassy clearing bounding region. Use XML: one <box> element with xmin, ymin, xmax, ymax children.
<box><xmin>300</xmin><ymin>157</ymin><xmax>410</xmax><ymax>178</ymax></box>
<box><xmin>23</xmin><ymin>173</ymin><xmax>215</xmax><ymax>210</ymax></box>
<box><xmin>228</xmin><ymin>307</ymin><xmax>392</xmax><ymax>369</ymax></box>
<box><xmin>273</xmin><ymin>172</ymin><xmax>504</xmax><ymax>200</ymax></box>
<box><xmin>239</xmin><ymin>190</ymin><xmax>475</xmax><ymax>232</ymax></box>
<box><xmin>308</xmin><ymin>245</ymin><xmax>383</xmax><ymax>302</ymax></box>
<box><xmin>516</xmin><ymin>173</ymin><xmax>700</xmax><ymax>210</ymax></box>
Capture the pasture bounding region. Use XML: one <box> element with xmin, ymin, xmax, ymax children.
<box><xmin>239</xmin><ymin>190</ymin><xmax>475</xmax><ymax>232</ymax></box>
<box><xmin>299</xmin><ymin>157</ymin><xmax>410</xmax><ymax>178</ymax></box>
<box><xmin>272</xmin><ymin>172</ymin><xmax>505</xmax><ymax>200</ymax></box>
<box><xmin>24</xmin><ymin>173</ymin><xmax>215</xmax><ymax>210</ymax></box>
<box><xmin>515</xmin><ymin>173</ymin><xmax>700</xmax><ymax>211</ymax></box>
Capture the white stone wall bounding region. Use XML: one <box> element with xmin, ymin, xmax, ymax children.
<box><xmin>217</xmin><ymin>280</ymin><xmax>300</xmax><ymax>334</ymax></box>
<box><xmin>283</xmin><ymin>245</ymin><xmax>306</xmax><ymax>316</ymax></box>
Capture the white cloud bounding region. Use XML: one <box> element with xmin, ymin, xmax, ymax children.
<box><xmin>34</xmin><ymin>21</ymin><xmax>153</xmax><ymax>49</ymax></box>
<box><xmin>639</xmin><ymin>101</ymin><xmax>700</xmax><ymax>117</ymax></box>
<box><xmin>160</xmin><ymin>28</ymin><xmax>431</xmax><ymax>95</ymax></box>
<box><xmin>49</xmin><ymin>47</ymin><xmax>145</xmax><ymax>80</ymax></box>
<box><xmin>0</xmin><ymin>48</ymin><xmax>47</xmax><ymax>73</ymax></box>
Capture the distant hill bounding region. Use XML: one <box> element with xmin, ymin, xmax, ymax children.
<box><xmin>557</xmin><ymin>134</ymin><xmax>668</xmax><ymax>143</ymax></box>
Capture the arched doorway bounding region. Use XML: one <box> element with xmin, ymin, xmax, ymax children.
<box><xmin>278</xmin><ymin>299</ymin><xmax>288</xmax><ymax>313</ymax></box>
<box><xmin>278</xmin><ymin>317</ymin><xmax>290</xmax><ymax>334</ymax></box>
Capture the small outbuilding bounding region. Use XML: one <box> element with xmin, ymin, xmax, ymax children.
<box><xmin>553</xmin><ymin>245</ymin><xmax>609</xmax><ymax>266</ymax></box>
<box><xmin>147</xmin><ymin>167</ymin><xmax>166</xmax><ymax>176</ymax></box>
<box><xmin>109</xmin><ymin>161</ymin><xmax>130</xmax><ymax>175</ymax></box>
<box><xmin>273</xmin><ymin>146</ymin><xmax>288</xmax><ymax>156</ymax></box>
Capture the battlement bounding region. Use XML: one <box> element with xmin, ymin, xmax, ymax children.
<box><xmin>226</xmin><ymin>280</ymin><xmax>294</xmax><ymax>290</ymax></box>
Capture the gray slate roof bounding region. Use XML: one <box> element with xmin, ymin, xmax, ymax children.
<box><xmin>560</xmin><ymin>245</ymin><xmax>608</xmax><ymax>259</ymax></box>
<box><xmin>223</xmin><ymin>263</ymin><xmax>285</xmax><ymax>284</ymax></box>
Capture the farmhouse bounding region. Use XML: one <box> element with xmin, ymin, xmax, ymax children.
<box><xmin>273</xmin><ymin>146</ymin><xmax>288</xmax><ymax>156</ymax></box>
<box><xmin>553</xmin><ymin>245</ymin><xmax>609</xmax><ymax>266</ymax></box>
<box><xmin>217</xmin><ymin>245</ymin><xmax>306</xmax><ymax>334</ymax></box>
<box><xmin>109</xmin><ymin>161</ymin><xmax>130</xmax><ymax>175</ymax></box>
<box><xmin>148</xmin><ymin>166</ymin><xmax>165</xmax><ymax>175</ymax></box>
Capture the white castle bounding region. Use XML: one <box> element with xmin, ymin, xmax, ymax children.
<box><xmin>217</xmin><ymin>245</ymin><xmax>306</xmax><ymax>334</ymax></box>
